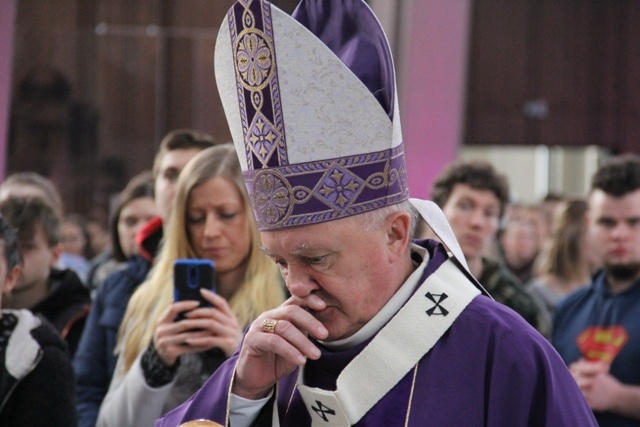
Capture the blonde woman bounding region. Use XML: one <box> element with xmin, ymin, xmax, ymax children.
<box><xmin>96</xmin><ymin>145</ymin><xmax>286</xmax><ymax>427</ymax></box>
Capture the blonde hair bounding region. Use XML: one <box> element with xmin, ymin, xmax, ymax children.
<box><xmin>118</xmin><ymin>144</ymin><xmax>285</xmax><ymax>372</ymax></box>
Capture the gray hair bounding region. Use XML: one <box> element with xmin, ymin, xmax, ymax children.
<box><xmin>358</xmin><ymin>200</ymin><xmax>418</xmax><ymax>238</ymax></box>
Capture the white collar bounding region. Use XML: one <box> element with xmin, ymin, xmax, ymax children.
<box><xmin>321</xmin><ymin>244</ymin><xmax>429</xmax><ymax>351</ymax></box>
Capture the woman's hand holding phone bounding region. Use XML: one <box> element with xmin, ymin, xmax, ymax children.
<box><xmin>153</xmin><ymin>289</ymin><xmax>243</xmax><ymax>366</ymax></box>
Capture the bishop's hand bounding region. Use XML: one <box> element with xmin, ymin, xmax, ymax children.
<box><xmin>231</xmin><ymin>297</ymin><xmax>329</xmax><ymax>400</ymax></box>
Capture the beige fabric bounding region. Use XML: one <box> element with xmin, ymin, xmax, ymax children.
<box><xmin>214</xmin><ymin>3</ymin><xmax>401</xmax><ymax>171</ymax></box>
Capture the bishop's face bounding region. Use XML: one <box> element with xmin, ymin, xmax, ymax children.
<box><xmin>261</xmin><ymin>214</ymin><xmax>401</xmax><ymax>341</ymax></box>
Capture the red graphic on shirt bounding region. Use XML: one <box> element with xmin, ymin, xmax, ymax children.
<box><xmin>576</xmin><ymin>326</ymin><xmax>628</xmax><ymax>363</ymax></box>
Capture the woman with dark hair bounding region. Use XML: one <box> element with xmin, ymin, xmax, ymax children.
<box><xmin>87</xmin><ymin>171</ymin><xmax>157</xmax><ymax>291</ymax></box>
<box><xmin>60</xmin><ymin>213</ymin><xmax>94</xmax><ymax>283</ymax></box>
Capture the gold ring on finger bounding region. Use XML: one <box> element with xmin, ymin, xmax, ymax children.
<box><xmin>262</xmin><ymin>318</ymin><xmax>278</xmax><ymax>334</ymax></box>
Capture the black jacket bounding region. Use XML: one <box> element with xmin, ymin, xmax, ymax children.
<box><xmin>31</xmin><ymin>268</ymin><xmax>91</xmax><ymax>357</ymax></box>
<box><xmin>0</xmin><ymin>309</ymin><xmax>77</xmax><ymax>426</ymax></box>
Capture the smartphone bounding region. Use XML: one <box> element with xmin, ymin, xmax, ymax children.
<box><xmin>173</xmin><ymin>259</ymin><xmax>216</xmax><ymax>316</ymax></box>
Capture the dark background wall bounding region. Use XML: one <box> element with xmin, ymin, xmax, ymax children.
<box><xmin>8</xmin><ymin>0</ymin><xmax>640</xmax><ymax>219</ymax></box>
<box><xmin>9</xmin><ymin>0</ymin><xmax>298</xmax><ymax>221</ymax></box>
<box><xmin>465</xmin><ymin>0</ymin><xmax>640</xmax><ymax>152</ymax></box>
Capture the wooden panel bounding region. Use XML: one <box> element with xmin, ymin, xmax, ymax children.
<box><xmin>619</xmin><ymin>0</ymin><xmax>640</xmax><ymax>154</ymax></box>
<box><xmin>191</xmin><ymin>36</ymin><xmax>229</xmax><ymax>141</ymax></box>
<box><xmin>8</xmin><ymin>0</ymin><xmax>240</xmax><ymax>217</ymax></box>
<box><xmin>465</xmin><ymin>0</ymin><xmax>530</xmax><ymax>145</ymax></box>
<box><xmin>12</xmin><ymin>0</ymin><xmax>78</xmax><ymax>81</ymax></box>
<box><xmin>465</xmin><ymin>0</ymin><xmax>640</xmax><ymax>153</ymax></box>
<box><xmin>10</xmin><ymin>0</ymin><xmax>87</xmax><ymax>211</ymax></box>
<box><xmin>163</xmin><ymin>0</ymin><xmax>234</xmax><ymax>141</ymax></box>
<box><xmin>534</xmin><ymin>0</ymin><xmax>597</xmax><ymax>146</ymax></box>
<box><xmin>168</xmin><ymin>0</ymin><xmax>236</xmax><ymax>27</ymax></box>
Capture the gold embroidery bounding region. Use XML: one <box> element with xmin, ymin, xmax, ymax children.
<box><xmin>234</xmin><ymin>11</ymin><xmax>275</xmax><ymax>93</ymax></box>
<box><xmin>251</xmin><ymin>169</ymin><xmax>293</xmax><ymax>225</ymax></box>
<box><xmin>246</xmin><ymin>149</ymin><xmax>407</xmax><ymax>229</ymax></box>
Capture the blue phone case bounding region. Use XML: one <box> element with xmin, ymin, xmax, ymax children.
<box><xmin>173</xmin><ymin>259</ymin><xmax>216</xmax><ymax>309</ymax></box>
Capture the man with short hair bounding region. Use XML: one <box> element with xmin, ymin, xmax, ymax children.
<box><xmin>0</xmin><ymin>171</ymin><xmax>65</xmax><ymax>215</ymax></box>
<box><xmin>0</xmin><ymin>171</ymin><xmax>90</xmax><ymax>280</ymax></box>
<box><xmin>429</xmin><ymin>160</ymin><xmax>550</xmax><ymax>336</ymax></box>
<box><xmin>553</xmin><ymin>155</ymin><xmax>640</xmax><ymax>426</ymax></box>
<box><xmin>0</xmin><ymin>196</ymin><xmax>91</xmax><ymax>357</ymax></box>
<box><xmin>156</xmin><ymin>1</ymin><xmax>595</xmax><ymax>426</ymax></box>
<box><xmin>151</xmin><ymin>129</ymin><xmax>217</xmax><ymax>225</ymax></box>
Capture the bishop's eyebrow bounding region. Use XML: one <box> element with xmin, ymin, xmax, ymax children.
<box><xmin>290</xmin><ymin>243</ymin><xmax>309</xmax><ymax>256</ymax></box>
<box><xmin>259</xmin><ymin>247</ymin><xmax>274</xmax><ymax>257</ymax></box>
<box><xmin>260</xmin><ymin>243</ymin><xmax>311</xmax><ymax>258</ymax></box>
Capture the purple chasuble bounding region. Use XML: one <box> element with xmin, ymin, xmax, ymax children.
<box><xmin>156</xmin><ymin>240</ymin><xmax>596</xmax><ymax>426</ymax></box>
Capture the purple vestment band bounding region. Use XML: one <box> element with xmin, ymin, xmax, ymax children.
<box><xmin>244</xmin><ymin>144</ymin><xmax>408</xmax><ymax>229</ymax></box>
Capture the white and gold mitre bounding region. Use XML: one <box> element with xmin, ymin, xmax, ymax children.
<box><xmin>215</xmin><ymin>0</ymin><xmax>408</xmax><ymax>230</ymax></box>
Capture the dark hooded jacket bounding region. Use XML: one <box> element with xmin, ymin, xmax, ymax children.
<box><xmin>0</xmin><ymin>309</ymin><xmax>77</xmax><ymax>426</ymax></box>
<box><xmin>31</xmin><ymin>268</ymin><xmax>91</xmax><ymax>357</ymax></box>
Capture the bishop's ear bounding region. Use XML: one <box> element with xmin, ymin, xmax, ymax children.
<box><xmin>385</xmin><ymin>210</ymin><xmax>411</xmax><ymax>261</ymax></box>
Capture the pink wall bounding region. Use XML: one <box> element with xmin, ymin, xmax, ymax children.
<box><xmin>400</xmin><ymin>0</ymin><xmax>472</xmax><ymax>199</ymax></box>
<box><xmin>0</xmin><ymin>0</ymin><xmax>17</xmax><ymax>181</ymax></box>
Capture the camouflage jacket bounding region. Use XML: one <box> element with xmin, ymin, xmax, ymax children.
<box><xmin>479</xmin><ymin>257</ymin><xmax>551</xmax><ymax>338</ymax></box>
